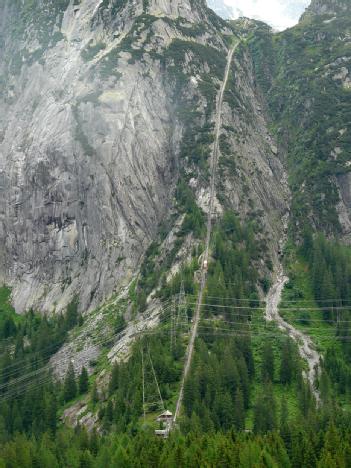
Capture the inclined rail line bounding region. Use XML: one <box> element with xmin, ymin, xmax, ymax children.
<box><xmin>173</xmin><ymin>41</ymin><xmax>238</xmax><ymax>424</ymax></box>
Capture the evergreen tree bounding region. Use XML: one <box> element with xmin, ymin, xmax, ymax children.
<box><xmin>63</xmin><ymin>362</ymin><xmax>77</xmax><ymax>402</ymax></box>
<box><xmin>214</xmin><ymin>391</ymin><xmax>234</xmax><ymax>430</ymax></box>
<box><xmin>233</xmin><ymin>388</ymin><xmax>245</xmax><ymax>431</ymax></box>
<box><xmin>280</xmin><ymin>339</ymin><xmax>295</xmax><ymax>385</ymax></box>
<box><xmin>66</xmin><ymin>299</ymin><xmax>79</xmax><ymax>329</ymax></box>
<box><xmin>109</xmin><ymin>363</ymin><xmax>119</xmax><ymax>396</ymax></box>
<box><xmin>298</xmin><ymin>381</ymin><xmax>315</xmax><ymax>416</ymax></box>
<box><xmin>183</xmin><ymin>375</ymin><xmax>200</xmax><ymax>418</ymax></box>
<box><xmin>301</xmin><ymin>225</ymin><xmax>313</xmax><ymax>259</ymax></box>
<box><xmin>103</xmin><ymin>401</ymin><xmax>114</xmax><ymax>430</ymax></box>
<box><xmin>237</xmin><ymin>356</ymin><xmax>250</xmax><ymax>408</ymax></box>
<box><xmin>279</xmin><ymin>395</ymin><xmax>290</xmax><ymax>447</ymax></box>
<box><xmin>0</xmin><ymin>415</ymin><xmax>7</xmax><ymax>445</ymax></box>
<box><xmin>91</xmin><ymin>382</ymin><xmax>99</xmax><ymax>405</ymax></box>
<box><xmin>79</xmin><ymin>367</ymin><xmax>89</xmax><ymax>394</ymax></box>
<box><xmin>2</xmin><ymin>317</ymin><xmax>16</xmax><ymax>339</ymax></box>
<box><xmin>253</xmin><ymin>384</ymin><xmax>276</xmax><ymax>433</ymax></box>
<box><xmin>261</xmin><ymin>342</ymin><xmax>275</xmax><ymax>382</ymax></box>
<box><xmin>46</xmin><ymin>393</ymin><xmax>57</xmax><ymax>434</ymax></box>
<box><xmin>319</xmin><ymin>370</ymin><xmax>331</xmax><ymax>402</ymax></box>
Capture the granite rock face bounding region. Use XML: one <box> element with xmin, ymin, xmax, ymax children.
<box><xmin>0</xmin><ymin>0</ymin><xmax>218</xmax><ymax>313</ymax></box>
<box><xmin>301</xmin><ymin>0</ymin><xmax>349</xmax><ymax>18</ymax></box>
<box><xmin>0</xmin><ymin>0</ymin><xmax>287</xmax><ymax>313</ymax></box>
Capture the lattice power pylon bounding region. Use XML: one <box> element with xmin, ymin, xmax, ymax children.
<box><xmin>177</xmin><ymin>281</ymin><xmax>188</xmax><ymax>330</ymax></box>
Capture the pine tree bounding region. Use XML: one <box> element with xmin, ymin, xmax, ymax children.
<box><xmin>109</xmin><ymin>363</ymin><xmax>119</xmax><ymax>396</ymax></box>
<box><xmin>45</xmin><ymin>393</ymin><xmax>57</xmax><ymax>434</ymax></box>
<box><xmin>301</xmin><ymin>225</ymin><xmax>313</xmax><ymax>260</ymax></box>
<box><xmin>183</xmin><ymin>375</ymin><xmax>200</xmax><ymax>417</ymax></box>
<box><xmin>63</xmin><ymin>362</ymin><xmax>77</xmax><ymax>402</ymax></box>
<box><xmin>220</xmin><ymin>353</ymin><xmax>239</xmax><ymax>395</ymax></box>
<box><xmin>261</xmin><ymin>342</ymin><xmax>275</xmax><ymax>382</ymax></box>
<box><xmin>2</xmin><ymin>317</ymin><xmax>16</xmax><ymax>339</ymax></box>
<box><xmin>280</xmin><ymin>339</ymin><xmax>295</xmax><ymax>385</ymax></box>
<box><xmin>79</xmin><ymin>367</ymin><xmax>89</xmax><ymax>394</ymax></box>
<box><xmin>0</xmin><ymin>415</ymin><xmax>7</xmax><ymax>444</ymax></box>
<box><xmin>279</xmin><ymin>395</ymin><xmax>290</xmax><ymax>447</ymax></box>
<box><xmin>79</xmin><ymin>450</ymin><xmax>94</xmax><ymax>468</ymax></box>
<box><xmin>319</xmin><ymin>370</ymin><xmax>331</xmax><ymax>402</ymax></box>
<box><xmin>91</xmin><ymin>382</ymin><xmax>99</xmax><ymax>405</ymax></box>
<box><xmin>65</xmin><ymin>299</ymin><xmax>79</xmax><ymax>329</ymax></box>
<box><xmin>237</xmin><ymin>356</ymin><xmax>250</xmax><ymax>408</ymax></box>
<box><xmin>233</xmin><ymin>388</ymin><xmax>245</xmax><ymax>431</ymax></box>
<box><xmin>253</xmin><ymin>384</ymin><xmax>276</xmax><ymax>433</ymax></box>
<box><xmin>298</xmin><ymin>381</ymin><xmax>314</xmax><ymax>416</ymax></box>
<box><xmin>11</xmin><ymin>402</ymin><xmax>23</xmax><ymax>434</ymax></box>
<box><xmin>201</xmin><ymin>406</ymin><xmax>214</xmax><ymax>433</ymax></box>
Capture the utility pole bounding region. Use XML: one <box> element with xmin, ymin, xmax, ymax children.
<box><xmin>170</xmin><ymin>298</ymin><xmax>176</xmax><ymax>352</ymax></box>
<box><xmin>177</xmin><ymin>281</ymin><xmax>188</xmax><ymax>330</ymax></box>
<box><xmin>148</xmin><ymin>347</ymin><xmax>165</xmax><ymax>412</ymax></box>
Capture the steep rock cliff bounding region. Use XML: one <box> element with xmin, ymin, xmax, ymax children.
<box><xmin>0</xmin><ymin>0</ymin><xmax>288</xmax><ymax>314</ymax></box>
<box><xmin>301</xmin><ymin>0</ymin><xmax>349</xmax><ymax>18</ymax></box>
<box><xmin>0</xmin><ymin>0</ymin><xmax>219</xmax><ymax>312</ymax></box>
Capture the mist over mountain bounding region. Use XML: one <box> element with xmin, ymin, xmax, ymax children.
<box><xmin>207</xmin><ymin>0</ymin><xmax>311</xmax><ymax>30</ymax></box>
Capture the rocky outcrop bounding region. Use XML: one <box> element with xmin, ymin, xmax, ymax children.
<box><xmin>0</xmin><ymin>1</ymin><xmax>288</xmax><ymax>315</ymax></box>
<box><xmin>0</xmin><ymin>0</ymin><xmax>224</xmax><ymax>313</ymax></box>
<box><xmin>301</xmin><ymin>0</ymin><xmax>349</xmax><ymax>19</ymax></box>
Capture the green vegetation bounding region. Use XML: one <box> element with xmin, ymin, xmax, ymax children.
<box><xmin>81</xmin><ymin>42</ymin><xmax>107</xmax><ymax>62</ymax></box>
<box><xmin>247</xmin><ymin>13</ymin><xmax>351</xmax><ymax>234</ymax></box>
<box><xmin>0</xmin><ymin>288</ymin><xmax>19</xmax><ymax>339</ymax></box>
<box><xmin>1</xmin><ymin>4</ymin><xmax>351</xmax><ymax>466</ymax></box>
<box><xmin>0</xmin><ymin>297</ymin><xmax>83</xmax><ymax>439</ymax></box>
<box><xmin>177</xmin><ymin>211</ymin><xmax>315</xmax><ymax>437</ymax></box>
<box><xmin>97</xmin><ymin>0</ymin><xmax>130</xmax><ymax>20</ymax></box>
<box><xmin>206</xmin><ymin>211</ymin><xmax>261</xmax><ymax>307</ymax></box>
<box><xmin>5</xmin><ymin>0</ymin><xmax>69</xmax><ymax>75</ymax></box>
<box><xmin>102</xmin><ymin>335</ymin><xmax>185</xmax><ymax>432</ymax></box>
<box><xmin>176</xmin><ymin>179</ymin><xmax>205</xmax><ymax>237</ymax></box>
<box><xmin>282</xmin><ymin>234</ymin><xmax>351</xmax><ymax>405</ymax></box>
<box><xmin>2</xmin><ymin>423</ymin><xmax>351</xmax><ymax>467</ymax></box>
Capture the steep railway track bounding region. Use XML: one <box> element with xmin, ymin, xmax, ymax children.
<box><xmin>173</xmin><ymin>41</ymin><xmax>239</xmax><ymax>424</ymax></box>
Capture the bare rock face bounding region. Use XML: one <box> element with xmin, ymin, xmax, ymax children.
<box><xmin>301</xmin><ymin>0</ymin><xmax>349</xmax><ymax>19</ymax></box>
<box><xmin>0</xmin><ymin>0</ymin><xmax>288</xmax><ymax>314</ymax></box>
<box><xmin>0</xmin><ymin>0</ymin><xmax>228</xmax><ymax>313</ymax></box>
<box><xmin>0</xmin><ymin>0</ymin><xmax>203</xmax><ymax>313</ymax></box>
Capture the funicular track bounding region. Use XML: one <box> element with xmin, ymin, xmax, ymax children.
<box><xmin>173</xmin><ymin>41</ymin><xmax>239</xmax><ymax>425</ymax></box>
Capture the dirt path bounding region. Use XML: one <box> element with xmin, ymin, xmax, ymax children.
<box><xmin>173</xmin><ymin>41</ymin><xmax>239</xmax><ymax>424</ymax></box>
<box><xmin>265</xmin><ymin>265</ymin><xmax>321</xmax><ymax>402</ymax></box>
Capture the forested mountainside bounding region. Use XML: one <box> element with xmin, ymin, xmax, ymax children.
<box><xmin>0</xmin><ymin>0</ymin><xmax>351</xmax><ymax>466</ymax></box>
<box><xmin>247</xmin><ymin>0</ymin><xmax>351</xmax><ymax>237</ymax></box>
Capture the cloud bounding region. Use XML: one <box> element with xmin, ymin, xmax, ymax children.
<box><xmin>222</xmin><ymin>0</ymin><xmax>311</xmax><ymax>31</ymax></box>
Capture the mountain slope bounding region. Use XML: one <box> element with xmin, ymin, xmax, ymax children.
<box><xmin>0</xmin><ymin>0</ymin><xmax>286</xmax><ymax>314</ymax></box>
<box><xmin>247</xmin><ymin>1</ymin><xmax>351</xmax><ymax>239</ymax></box>
<box><xmin>1</xmin><ymin>1</ymin><xmax>351</xmax><ymax>464</ymax></box>
<box><xmin>302</xmin><ymin>0</ymin><xmax>349</xmax><ymax>18</ymax></box>
<box><xmin>0</xmin><ymin>0</ymin><xmax>225</xmax><ymax>313</ymax></box>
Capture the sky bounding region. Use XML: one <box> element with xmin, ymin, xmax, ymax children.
<box><xmin>210</xmin><ymin>0</ymin><xmax>311</xmax><ymax>31</ymax></box>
